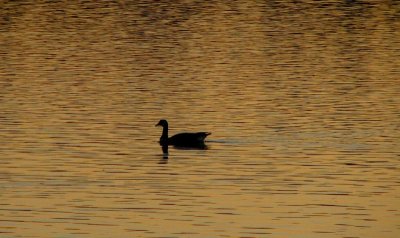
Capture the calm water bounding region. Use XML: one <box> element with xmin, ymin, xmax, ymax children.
<box><xmin>0</xmin><ymin>1</ymin><xmax>399</xmax><ymax>237</ymax></box>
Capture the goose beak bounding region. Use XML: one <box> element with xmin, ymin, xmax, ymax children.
<box><xmin>155</xmin><ymin>122</ymin><xmax>161</xmax><ymax>127</ymax></box>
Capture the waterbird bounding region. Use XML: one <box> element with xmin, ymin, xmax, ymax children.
<box><xmin>155</xmin><ymin>119</ymin><xmax>211</xmax><ymax>147</ymax></box>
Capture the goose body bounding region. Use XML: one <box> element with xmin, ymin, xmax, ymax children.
<box><xmin>156</xmin><ymin>119</ymin><xmax>211</xmax><ymax>147</ymax></box>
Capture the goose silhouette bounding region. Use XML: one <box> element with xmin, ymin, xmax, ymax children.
<box><xmin>155</xmin><ymin>119</ymin><xmax>211</xmax><ymax>147</ymax></box>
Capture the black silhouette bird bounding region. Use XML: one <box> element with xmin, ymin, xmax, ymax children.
<box><xmin>155</xmin><ymin>119</ymin><xmax>211</xmax><ymax>147</ymax></box>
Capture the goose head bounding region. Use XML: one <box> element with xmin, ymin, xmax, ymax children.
<box><xmin>155</xmin><ymin>119</ymin><xmax>168</xmax><ymax>127</ymax></box>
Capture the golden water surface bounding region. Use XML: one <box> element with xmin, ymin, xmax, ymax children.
<box><xmin>0</xmin><ymin>1</ymin><xmax>399</xmax><ymax>237</ymax></box>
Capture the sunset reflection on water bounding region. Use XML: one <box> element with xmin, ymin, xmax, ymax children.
<box><xmin>0</xmin><ymin>1</ymin><xmax>399</xmax><ymax>237</ymax></box>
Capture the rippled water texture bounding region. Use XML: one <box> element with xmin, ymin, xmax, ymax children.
<box><xmin>0</xmin><ymin>1</ymin><xmax>399</xmax><ymax>237</ymax></box>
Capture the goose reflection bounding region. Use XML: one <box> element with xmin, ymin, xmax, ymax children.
<box><xmin>162</xmin><ymin>145</ymin><xmax>169</xmax><ymax>158</ymax></box>
<box><xmin>158</xmin><ymin>139</ymin><xmax>209</xmax><ymax>162</ymax></box>
<box><xmin>158</xmin><ymin>145</ymin><xmax>169</xmax><ymax>164</ymax></box>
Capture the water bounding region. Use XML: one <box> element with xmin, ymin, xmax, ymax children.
<box><xmin>0</xmin><ymin>1</ymin><xmax>399</xmax><ymax>237</ymax></box>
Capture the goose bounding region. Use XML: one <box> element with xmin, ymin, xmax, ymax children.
<box><xmin>155</xmin><ymin>119</ymin><xmax>211</xmax><ymax>147</ymax></box>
